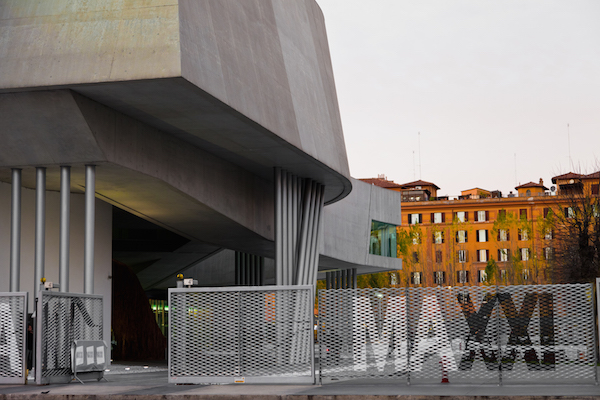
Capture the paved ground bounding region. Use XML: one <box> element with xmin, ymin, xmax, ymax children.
<box><xmin>0</xmin><ymin>362</ymin><xmax>599</xmax><ymax>399</ymax></box>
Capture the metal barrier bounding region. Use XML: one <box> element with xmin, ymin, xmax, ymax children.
<box><xmin>169</xmin><ymin>285</ymin><xmax>314</xmax><ymax>384</ymax></box>
<box><xmin>35</xmin><ymin>291</ymin><xmax>103</xmax><ymax>384</ymax></box>
<box><xmin>318</xmin><ymin>284</ymin><xmax>597</xmax><ymax>385</ymax></box>
<box><xmin>0</xmin><ymin>292</ymin><xmax>28</xmax><ymax>384</ymax></box>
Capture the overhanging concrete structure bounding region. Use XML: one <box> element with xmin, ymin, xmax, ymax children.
<box><xmin>0</xmin><ymin>0</ymin><xmax>402</xmax><ymax>321</ymax></box>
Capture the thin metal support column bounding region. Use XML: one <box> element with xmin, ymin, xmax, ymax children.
<box><xmin>275</xmin><ymin>168</ymin><xmax>283</xmax><ymax>285</ymax></box>
<box><xmin>35</xmin><ymin>167</ymin><xmax>46</xmax><ymax>293</ymax></box>
<box><xmin>308</xmin><ymin>184</ymin><xmax>325</xmax><ymax>287</ymax></box>
<box><xmin>59</xmin><ymin>166</ymin><xmax>70</xmax><ymax>292</ymax></box>
<box><xmin>10</xmin><ymin>169</ymin><xmax>21</xmax><ymax>292</ymax></box>
<box><xmin>84</xmin><ymin>165</ymin><xmax>95</xmax><ymax>294</ymax></box>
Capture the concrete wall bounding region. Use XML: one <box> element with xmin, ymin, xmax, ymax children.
<box><xmin>179</xmin><ymin>0</ymin><xmax>348</xmax><ymax>177</ymax></box>
<box><xmin>320</xmin><ymin>179</ymin><xmax>403</xmax><ymax>273</ymax></box>
<box><xmin>0</xmin><ymin>182</ymin><xmax>112</xmax><ymax>343</ymax></box>
<box><xmin>0</xmin><ymin>0</ymin><xmax>181</xmax><ymax>87</ymax></box>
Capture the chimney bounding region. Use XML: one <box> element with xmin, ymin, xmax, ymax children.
<box><xmin>539</xmin><ymin>178</ymin><xmax>543</xmax><ymax>185</ymax></box>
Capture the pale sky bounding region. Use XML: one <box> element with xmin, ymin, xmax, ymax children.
<box><xmin>317</xmin><ymin>0</ymin><xmax>600</xmax><ymax>197</ymax></box>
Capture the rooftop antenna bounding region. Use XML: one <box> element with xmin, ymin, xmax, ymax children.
<box><xmin>418</xmin><ymin>132</ymin><xmax>422</xmax><ymax>179</ymax></box>
<box><xmin>568</xmin><ymin>123</ymin><xmax>572</xmax><ymax>170</ymax></box>
<box><xmin>412</xmin><ymin>150</ymin><xmax>416</xmax><ymax>180</ymax></box>
<box><xmin>514</xmin><ymin>153</ymin><xmax>517</xmax><ymax>186</ymax></box>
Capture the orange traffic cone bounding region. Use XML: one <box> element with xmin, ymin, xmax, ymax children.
<box><xmin>440</xmin><ymin>359</ymin><xmax>449</xmax><ymax>383</ymax></box>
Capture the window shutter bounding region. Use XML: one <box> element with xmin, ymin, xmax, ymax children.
<box><xmin>419</xmin><ymin>214</ymin><xmax>423</xmax><ymax>223</ymax></box>
<box><xmin>442</xmin><ymin>213</ymin><xmax>446</xmax><ymax>223</ymax></box>
<box><xmin>485</xmin><ymin>211</ymin><xmax>489</xmax><ymax>221</ymax></box>
<box><xmin>485</xmin><ymin>230</ymin><xmax>488</xmax><ymax>242</ymax></box>
<box><xmin>431</xmin><ymin>213</ymin><xmax>435</xmax><ymax>223</ymax></box>
<box><xmin>455</xmin><ymin>232</ymin><xmax>459</xmax><ymax>243</ymax></box>
<box><xmin>497</xmin><ymin>230</ymin><xmax>500</xmax><ymax>241</ymax></box>
<box><xmin>518</xmin><ymin>230</ymin><xmax>522</xmax><ymax>241</ymax></box>
<box><xmin>507</xmin><ymin>230</ymin><xmax>510</xmax><ymax>241</ymax></box>
<box><xmin>487</xmin><ymin>249</ymin><xmax>490</xmax><ymax>260</ymax></box>
<box><xmin>477</xmin><ymin>251</ymin><xmax>480</xmax><ymax>262</ymax></box>
<box><xmin>465</xmin><ymin>212</ymin><xmax>469</xmax><ymax>221</ymax></box>
<box><xmin>465</xmin><ymin>231</ymin><xmax>468</xmax><ymax>242</ymax></box>
<box><xmin>497</xmin><ymin>249</ymin><xmax>501</xmax><ymax>261</ymax></box>
<box><xmin>432</xmin><ymin>233</ymin><xmax>435</xmax><ymax>244</ymax></box>
<box><xmin>441</xmin><ymin>231</ymin><xmax>445</xmax><ymax>243</ymax></box>
<box><xmin>453</xmin><ymin>212</ymin><xmax>457</xmax><ymax>221</ymax></box>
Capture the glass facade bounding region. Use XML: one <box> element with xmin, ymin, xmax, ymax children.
<box><xmin>369</xmin><ymin>220</ymin><xmax>398</xmax><ymax>258</ymax></box>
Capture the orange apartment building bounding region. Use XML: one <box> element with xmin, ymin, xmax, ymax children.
<box><xmin>361</xmin><ymin>171</ymin><xmax>599</xmax><ymax>287</ymax></box>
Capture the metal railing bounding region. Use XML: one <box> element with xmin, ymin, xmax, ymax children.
<box><xmin>318</xmin><ymin>283</ymin><xmax>597</xmax><ymax>385</ymax></box>
<box><xmin>35</xmin><ymin>291</ymin><xmax>103</xmax><ymax>384</ymax></box>
<box><xmin>0</xmin><ymin>292</ymin><xmax>27</xmax><ymax>384</ymax></box>
<box><xmin>169</xmin><ymin>285</ymin><xmax>314</xmax><ymax>384</ymax></box>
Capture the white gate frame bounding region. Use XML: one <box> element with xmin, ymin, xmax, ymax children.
<box><xmin>35</xmin><ymin>291</ymin><xmax>103</xmax><ymax>385</ymax></box>
<box><xmin>168</xmin><ymin>285</ymin><xmax>314</xmax><ymax>384</ymax></box>
<box><xmin>0</xmin><ymin>292</ymin><xmax>28</xmax><ymax>385</ymax></box>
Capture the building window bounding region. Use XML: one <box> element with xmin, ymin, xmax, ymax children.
<box><xmin>500</xmin><ymin>269</ymin><xmax>507</xmax><ymax>281</ymax></box>
<box><xmin>523</xmin><ymin>269</ymin><xmax>529</xmax><ymax>281</ymax></box>
<box><xmin>592</xmin><ymin>184</ymin><xmax>599</xmax><ymax>195</ymax></box>
<box><xmin>520</xmin><ymin>248</ymin><xmax>530</xmax><ymax>261</ymax></box>
<box><xmin>457</xmin><ymin>270</ymin><xmax>469</xmax><ymax>283</ymax></box>
<box><xmin>544</xmin><ymin>247</ymin><xmax>553</xmax><ymax>260</ymax></box>
<box><xmin>455</xmin><ymin>211</ymin><xmax>468</xmax><ymax>222</ymax></box>
<box><xmin>477</xmin><ymin>249</ymin><xmax>489</xmax><ymax>262</ymax></box>
<box><xmin>477</xmin><ymin>229</ymin><xmax>488</xmax><ymax>242</ymax></box>
<box><xmin>411</xmin><ymin>272</ymin><xmax>422</xmax><ymax>285</ymax></box>
<box><xmin>390</xmin><ymin>273</ymin><xmax>397</xmax><ymax>286</ymax></box>
<box><xmin>369</xmin><ymin>220</ymin><xmax>398</xmax><ymax>258</ymax></box>
<box><xmin>498</xmin><ymin>209</ymin><xmax>506</xmax><ymax>219</ymax></box>
<box><xmin>478</xmin><ymin>270</ymin><xmax>487</xmax><ymax>283</ymax></box>
<box><xmin>498</xmin><ymin>248</ymin><xmax>510</xmax><ymax>262</ymax></box>
<box><xmin>413</xmin><ymin>252</ymin><xmax>419</xmax><ymax>263</ymax></box>
<box><xmin>434</xmin><ymin>271</ymin><xmax>445</xmax><ymax>285</ymax></box>
<box><xmin>456</xmin><ymin>230</ymin><xmax>468</xmax><ymax>243</ymax></box>
<box><xmin>431</xmin><ymin>212</ymin><xmax>445</xmax><ymax>224</ymax></box>
<box><xmin>412</xmin><ymin>232</ymin><xmax>421</xmax><ymax>245</ymax></box>
<box><xmin>518</xmin><ymin>228</ymin><xmax>529</xmax><ymax>241</ymax></box>
<box><xmin>435</xmin><ymin>250</ymin><xmax>443</xmax><ymax>263</ymax></box>
<box><xmin>410</xmin><ymin>213</ymin><xmax>422</xmax><ymax>224</ymax></box>
<box><xmin>458</xmin><ymin>250</ymin><xmax>467</xmax><ymax>263</ymax></box>
<box><xmin>476</xmin><ymin>211</ymin><xmax>489</xmax><ymax>222</ymax></box>
<box><xmin>519</xmin><ymin>209</ymin><xmax>527</xmax><ymax>220</ymax></box>
<box><xmin>543</xmin><ymin>208</ymin><xmax>552</xmax><ymax>218</ymax></box>
<box><xmin>564</xmin><ymin>207</ymin><xmax>575</xmax><ymax>219</ymax></box>
<box><xmin>544</xmin><ymin>229</ymin><xmax>553</xmax><ymax>240</ymax></box>
<box><xmin>433</xmin><ymin>231</ymin><xmax>444</xmax><ymax>244</ymax></box>
<box><xmin>497</xmin><ymin>229</ymin><xmax>509</xmax><ymax>241</ymax></box>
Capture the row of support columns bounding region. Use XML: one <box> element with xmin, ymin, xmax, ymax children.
<box><xmin>274</xmin><ymin>168</ymin><xmax>325</xmax><ymax>287</ymax></box>
<box><xmin>8</xmin><ymin>165</ymin><xmax>96</xmax><ymax>295</ymax></box>
<box><xmin>325</xmin><ymin>268</ymin><xmax>357</xmax><ymax>289</ymax></box>
<box><xmin>235</xmin><ymin>251</ymin><xmax>264</xmax><ymax>286</ymax></box>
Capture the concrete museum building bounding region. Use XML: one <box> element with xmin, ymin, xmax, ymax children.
<box><xmin>0</xmin><ymin>0</ymin><xmax>402</xmax><ymax>357</ymax></box>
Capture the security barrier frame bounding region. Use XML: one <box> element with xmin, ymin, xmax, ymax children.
<box><xmin>0</xmin><ymin>292</ymin><xmax>28</xmax><ymax>384</ymax></box>
<box><xmin>35</xmin><ymin>291</ymin><xmax>103</xmax><ymax>385</ymax></box>
<box><xmin>318</xmin><ymin>283</ymin><xmax>598</xmax><ymax>385</ymax></box>
<box><xmin>169</xmin><ymin>285</ymin><xmax>314</xmax><ymax>384</ymax></box>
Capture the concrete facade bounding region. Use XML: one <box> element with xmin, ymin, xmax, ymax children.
<box><xmin>0</xmin><ymin>0</ymin><xmax>403</xmax><ymax>344</ymax></box>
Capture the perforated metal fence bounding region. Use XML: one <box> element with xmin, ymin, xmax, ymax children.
<box><xmin>35</xmin><ymin>291</ymin><xmax>103</xmax><ymax>384</ymax></box>
<box><xmin>169</xmin><ymin>285</ymin><xmax>314</xmax><ymax>384</ymax></box>
<box><xmin>318</xmin><ymin>284</ymin><xmax>597</xmax><ymax>385</ymax></box>
<box><xmin>0</xmin><ymin>292</ymin><xmax>27</xmax><ymax>384</ymax></box>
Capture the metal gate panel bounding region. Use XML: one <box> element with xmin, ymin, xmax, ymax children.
<box><xmin>318</xmin><ymin>283</ymin><xmax>597</xmax><ymax>385</ymax></box>
<box><xmin>169</xmin><ymin>285</ymin><xmax>314</xmax><ymax>384</ymax></box>
<box><xmin>408</xmin><ymin>286</ymin><xmax>501</xmax><ymax>385</ymax></box>
<box><xmin>36</xmin><ymin>291</ymin><xmax>103</xmax><ymax>385</ymax></box>
<box><xmin>498</xmin><ymin>284</ymin><xmax>597</xmax><ymax>384</ymax></box>
<box><xmin>0</xmin><ymin>292</ymin><xmax>27</xmax><ymax>384</ymax></box>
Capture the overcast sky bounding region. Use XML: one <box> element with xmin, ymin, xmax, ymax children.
<box><xmin>316</xmin><ymin>0</ymin><xmax>600</xmax><ymax>197</ymax></box>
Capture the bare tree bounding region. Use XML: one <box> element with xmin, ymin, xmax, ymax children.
<box><xmin>549</xmin><ymin>173</ymin><xmax>600</xmax><ymax>283</ymax></box>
